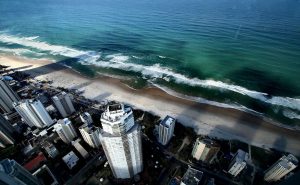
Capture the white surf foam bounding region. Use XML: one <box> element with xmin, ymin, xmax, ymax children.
<box><xmin>81</xmin><ymin>55</ymin><xmax>300</xmax><ymax>111</ymax></box>
<box><xmin>1</xmin><ymin>33</ymin><xmax>299</xmax><ymax>112</ymax></box>
<box><xmin>0</xmin><ymin>47</ymin><xmax>34</xmax><ymax>56</ymax></box>
<box><xmin>0</xmin><ymin>33</ymin><xmax>100</xmax><ymax>63</ymax></box>
<box><xmin>151</xmin><ymin>82</ymin><xmax>263</xmax><ymax>115</ymax></box>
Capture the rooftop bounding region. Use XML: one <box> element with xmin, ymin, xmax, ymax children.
<box><xmin>235</xmin><ymin>149</ymin><xmax>249</xmax><ymax>162</ymax></box>
<box><xmin>160</xmin><ymin>115</ymin><xmax>175</xmax><ymax>128</ymax></box>
<box><xmin>62</xmin><ymin>151</ymin><xmax>79</xmax><ymax>169</ymax></box>
<box><xmin>181</xmin><ymin>166</ymin><xmax>203</xmax><ymax>185</ymax></box>
<box><xmin>23</xmin><ymin>152</ymin><xmax>47</xmax><ymax>172</ymax></box>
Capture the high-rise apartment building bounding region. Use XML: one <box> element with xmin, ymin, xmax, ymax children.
<box><xmin>228</xmin><ymin>149</ymin><xmax>249</xmax><ymax>177</ymax></box>
<box><xmin>100</xmin><ymin>103</ymin><xmax>143</xmax><ymax>179</ymax></box>
<box><xmin>52</xmin><ymin>92</ymin><xmax>75</xmax><ymax>118</ymax></box>
<box><xmin>53</xmin><ymin>118</ymin><xmax>77</xmax><ymax>144</ymax></box>
<box><xmin>0</xmin><ymin>159</ymin><xmax>40</xmax><ymax>185</ymax></box>
<box><xmin>191</xmin><ymin>138</ymin><xmax>220</xmax><ymax>164</ymax></box>
<box><xmin>13</xmin><ymin>99</ymin><xmax>53</xmax><ymax>128</ymax></box>
<box><xmin>264</xmin><ymin>154</ymin><xmax>298</xmax><ymax>182</ymax></box>
<box><xmin>0</xmin><ymin>114</ymin><xmax>15</xmax><ymax>147</ymax></box>
<box><xmin>80</xmin><ymin>112</ymin><xmax>93</xmax><ymax>125</ymax></box>
<box><xmin>79</xmin><ymin>123</ymin><xmax>101</xmax><ymax>148</ymax></box>
<box><xmin>158</xmin><ymin>115</ymin><xmax>175</xmax><ymax>145</ymax></box>
<box><xmin>0</xmin><ymin>76</ymin><xmax>20</xmax><ymax>113</ymax></box>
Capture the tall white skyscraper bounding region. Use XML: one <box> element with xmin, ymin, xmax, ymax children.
<box><xmin>191</xmin><ymin>138</ymin><xmax>220</xmax><ymax>164</ymax></box>
<box><xmin>52</xmin><ymin>92</ymin><xmax>75</xmax><ymax>118</ymax></box>
<box><xmin>0</xmin><ymin>114</ymin><xmax>15</xmax><ymax>147</ymax></box>
<box><xmin>79</xmin><ymin>123</ymin><xmax>101</xmax><ymax>148</ymax></box>
<box><xmin>264</xmin><ymin>154</ymin><xmax>298</xmax><ymax>182</ymax></box>
<box><xmin>228</xmin><ymin>149</ymin><xmax>249</xmax><ymax>177</ymax></box>
<box><xmin>100</xmin><ymin>103</ymin><xmax>143</xmax><ymax>179</ymax></box>
<box><xmin>54</xmin><ymin>118</ymin><xmax>77</xmax><ymax>144</ymax></box>
<box><xmin>13</xmin><ymin>99</ymin><xmax>53</xmax><ymax>128</ymax></box>
<box><xmin>0</xmin><ymin>76</ymin><xmax>20</xmax><ymax>113</ymax></box>
<box><xmin>80</xmin><ymin>112</ymin><xmax>93</xmax><ymax>125</ymax></box>
<box><xmin>158</xmin><ymin>115</ymin><xmax>175</xmax><ymax>145</ymax></box>
<box><xmin>0</xmin><ymin>159</ymin><xmax>40</xmax><ymax>185</ymax></box>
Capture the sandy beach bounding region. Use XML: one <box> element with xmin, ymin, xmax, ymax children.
<box><xmin>1</xmin><ymin>55</ymin><xmax>300</xmax><ymax>155</ymax></box>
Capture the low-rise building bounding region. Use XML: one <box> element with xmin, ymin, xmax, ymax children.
<box><xmin>62</xmin><ymin>151</ymin><xmax>79</xmax><ymax>169</ymax></box>
<box><xmin>33</xmin><ymin>164</ymin><xmax>59</xmax><ymax>185</ymax></box>
<box><xmin>180</xmin><ymin>166</ymin><xmax>203</xmax><ymax>185</ymax></box>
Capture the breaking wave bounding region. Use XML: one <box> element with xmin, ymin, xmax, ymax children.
<box><xmin>0</xmin><ymin>33</ymin><xmax>100</xmax><ymax>63</ymax></box>
<box><xmin>1</xmin><ymin>33</ymin><xmax>300</xmax><ymax>113</ymax></box>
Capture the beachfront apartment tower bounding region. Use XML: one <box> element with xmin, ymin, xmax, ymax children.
<box><xmin>54</xmin><ymin>118</ymin><xmax>77</xmax><ymax>144</ymax></box>
<box><xmin>264</xmin><ymin>154</ymin><xmax>298</xmax><ymax>182</ymax></box>
<box><xmin>158</xmin><ymin>115</ymin><xmax>175</xmax><ymax>146</ymax></box>
<box><xmin>0</xmin><ymin>76</ymin><xmax>20</xmax><ymax>113</ymax></box>
<box><xmin>80</xmin><ymin>112</ymin><xmax>93</xmax><ymax>125</ymax></box>
<box><xmin>228</xmin><ymin>149</ymin><xmax>249</xmax><ymax>177</ymax></box>
<box><xmin>52</xmin><ymin>92</ymin><xmax>75</xmax><ymax>118</ymax></box>
<box><xmin>191</xmin><ymin>138</ymin><xmax>220</xmax><ymax>164</ymax></box>
<box><xmin>79</xmin><ymin>123</ymin><xmax>101</xmax><ymax>148</ymax></box>
<box><xmin>13</xmin><ymin>99</ymin><xmax>53</xmax><ymax>128</ymax></box>
<box><xmin>100</xmin><ymin>103</ymin><xmax>143</xmax><ymax>179</ymax></box>
<box><xmin>0</xmin><ymin>159</ymin><xmax>40</xmax><ymax>185</ymax></box>
<box><xmin>0</xmin><ymin>114</ymin><xmax>15</xmax><ymax>148</ymax></box>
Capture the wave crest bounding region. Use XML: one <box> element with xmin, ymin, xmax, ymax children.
<box><xmin>1</xmin><ymin>33</ymin><xmax>299</xmax><ymax>112</ymax></box>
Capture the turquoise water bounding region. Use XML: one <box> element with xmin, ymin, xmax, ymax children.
<box><xmin>0</xmin><ymin>0</ymin><xmax>300</xmax><ymax>125</ymax></box>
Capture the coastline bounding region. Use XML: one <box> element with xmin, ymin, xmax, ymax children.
<box><xmin>1</xmin><ymin>54</ymin><xmax>300</xmax><ymax>155</ymax></box>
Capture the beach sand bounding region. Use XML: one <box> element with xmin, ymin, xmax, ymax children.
<box><xmin>1</xmin><ymin>55</ymin><xmax>299</xmax><ymax>155</ymax></box>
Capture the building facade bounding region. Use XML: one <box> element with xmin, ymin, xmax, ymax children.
<box><xmin>264</xmin><ymin>154</ymin><xmax>298</xmax><ymax>182</ymax></box>
<box><xmin>0</xmin><ymin>114</ymin><xmax>15</xmax><ymax>147</ymax></box>
<box><xmin>54</xmin><ymin>118</ymin><xmax>77</xmax><ymax>144</ymax></box>
<box><xmin>191</xmin><ymin>138</ymin><xmax>220</xmax><ymax>164</ymax></box>
<box><xmin>180</xmin><ymin>166</ymin><xmax>203</xmax><ymax>185</ymax></box>
<box><xmin>158</xmin><ymin>115</ymin><xmax>175</xmax><ymax>146</ymax></box>
<box><xmin>52</xmin><ymin>92</ymin><xmax>75</xmax><ymax>118</ymax></box>
<box><xmin>0</xmin><ymin>76</ymin><xmax>20</xmax><ymax>113</ymax></box>
<box><xmin>80</xmin><ymin>112</ymin><xmax>93</xmax><ymax>125</ymax></box>
<box><xmin>100</xmin><ymin>103</ymin><xmax>143</xmax><ymax>179</ymax></box>
<box><xmin>79</xmin><ymin>123</ymin><xmax>101</xmax><ymax>148</ymax></box>
<box><xmin>0</xmin><ymin>159</ymin><xmax>40</xmax><ymax>185</ymax></box>
<box><xmin>228</xmin><ymin>149</ymin><xmax>249</xmax><ymax>177</ymax></box>
<box><xmin>13</xmin><ymin>99</ymin><xmax>53</xmax><ymax>128</ymax></box>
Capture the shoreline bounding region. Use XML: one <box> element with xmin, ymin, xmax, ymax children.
<box><xmin>1</xmin><ymin>54</ymin><xmax>300</xmax><ymax>155</ymax></box>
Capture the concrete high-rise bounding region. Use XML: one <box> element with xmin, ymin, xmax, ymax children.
<box><xmin>158</xmin><ymin>115</ymin><xmax>175</xmax><ymax>146</ymax></box>
<box><xmin>52</xmin><ymin>92</ymin><xmax>75</xmax><ymax>117</ymax></box>
<box><xmin>228</xmin><ymin>149</ymin><xmax>249</xmax><ymax>177</ymax></box>
<box><xmin>54</xmin><ymin>118</ymin><xmax>77</xmax><ymax>144</ymax></box>
<box><xmin>80</xmin><ymin>112</ymin><xmax>93</xmax><ymax>125</ymax></box>
<box><xmin>0</xmin><ymin>159</ymin><xmax>40</xmax><ymax>185</ymax></box>
<box><xmin>0</xmin><ymin>76</ymin><xmax>20</xmax><ymax>113</ymax></box>
<box><xmin>79</xmin><ymin>123</ymin><xmax>101</xmax><ymax>148</ymax></box>
<box><xmin>0</xmin><ymin>114</ymin><xmax>15</xmax><ymax>147</ymax></box>
<box><xmin>264</xmin><ymin>154</ymin><xmax>298</xmax><ymax>182</ymax></box>
<box><xmin>100</xmin><ymin>103</ymin><xmax>143</xmax><ymax>179</ymax></box>
<box><xmin>191</xmin><ymin>138</ymin><xmax>220</xmax><ymax>164</ymax></box>
<box><xmin>13</xmin><ymin>99</ymin><xmax>53</xmax><ymax>128</ymax></box>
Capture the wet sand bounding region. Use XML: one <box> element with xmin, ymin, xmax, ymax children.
<box><xmin>1</xmin><ymin>55</ymin><xmax>299</xmax><ymax>155</ymax></box>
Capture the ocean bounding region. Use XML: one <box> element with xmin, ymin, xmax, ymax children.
<box><xmin>0</xmin><ymin>0</ymin><xmax>300</xmax><ymax>125</ymax></box>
